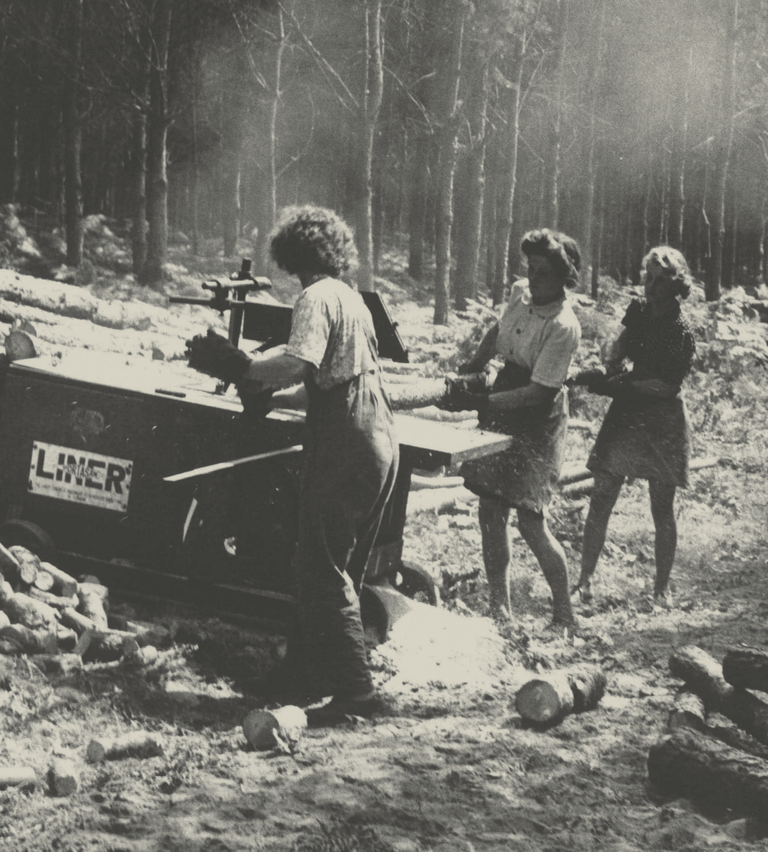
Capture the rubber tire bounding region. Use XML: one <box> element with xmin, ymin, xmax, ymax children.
<box><xmin>0</xmin><ymin>519</ymin><xmax>57</xmax><ymax>564</ymax></box>
<box><xmin>394</xmin><ymin>562</ymin><xmax>441</xmax><ymax>607</ymax></box>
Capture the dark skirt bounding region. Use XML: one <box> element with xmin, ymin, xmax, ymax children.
<box><xmin>587</xmin><ymin>394</ymin><xmax>690</xmax><ymax>486</ymax></box>
<box><xmin>460</xmin><ymin>389</ymin><xmax>569</xmax><ymax>515</ymax></box>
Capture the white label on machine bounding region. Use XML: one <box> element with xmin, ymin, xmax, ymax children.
<box><xmin>28</xmin><ymin>441</ymin><xmax>133</xmax><ymax>513</ymax></box>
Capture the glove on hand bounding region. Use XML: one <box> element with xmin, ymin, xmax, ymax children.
<box><xmin>185</xmin><ymin>328</ymin><xmax>251</xmax><ymax>383</ymax></box>
<box><xmin>443</xmin><ymin>377</ymin><xmax>490</xmax><ymax>416</ymax></box>
<box><xmin>588</xmin><ymin>371</ymin><xmax>633</xmax><ymax>398</ymax></box>
<box><xmin>238</xmin><ymin>388</ymin><xmax>275</xmax><ymax>421</ymax></box>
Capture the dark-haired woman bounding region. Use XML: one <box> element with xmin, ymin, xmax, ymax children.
<box><xmin>457</xmin><ymin>229</ymin><xmax>582</xmax><ymax>627</ymax></box>
<box><xmin>573</xmin><ymin>246</ymin><xmax>696</xmax><ymax>606</ymax></box>
<box><xmin>189</xmin><ymin>205</ymin><xmax>398</xmax><ymax>716</ymax></box>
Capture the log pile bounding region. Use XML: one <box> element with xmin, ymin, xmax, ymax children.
<box><xmin>0</xmin><ymin>542</ymin><xmax>170</xmax><ymax>670</ymax></box>
<box><xmin>648</xmin><ymin>643</ymin><xmax>768</xmax><ymax>819</ymax></box>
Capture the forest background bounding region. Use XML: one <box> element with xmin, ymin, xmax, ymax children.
<box><xmin>0</xmin><ymin>0</ymin><xmax>764</xmax><ymax>322</ymax></box>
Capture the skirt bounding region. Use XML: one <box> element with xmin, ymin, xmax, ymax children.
<box><xmin>587</xmin><ymin>394</ymin><xmax>690</xmax><ymax>487</ymax></box>
<box><xmin>460</xmin><ymin>388</ymin><xmax>569</xmax><ymax>515</ymax></box>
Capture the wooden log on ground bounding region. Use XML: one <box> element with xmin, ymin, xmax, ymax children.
<box><xmin>243</xmin><ymin>706</ymin><xmax>307</xmax><ymax>751</ymax></box>
<box><xmin>56</xmin><ymin>625</ymin><xmax>78</xmax><ymax>651</ymax></box>
<box><xmin>0</xmin><ymin>579</ymin><xmax>13</xmax><ymax>606</ymax></box>
<box><xmin>515</xmin><ymin>664</ymin><xmax>607</xmax><ymax>724</ymax></box>
<box><xmin>27</xmin><ymin>587</ymin><xmax>79</xmax><ymax>610</ymax></box>
<box><xmin>707</xmin><ymin>712</ymin><xmax>768</xmax><ymax>761</ymax></box>
<box><xmin>33</xmin><ymin>654</ymin><xmax>83</xmax><ymax>675</ymax></box>
<box><xmin>82</xmin><ymin>632</ymin><xmax>140</xmax><ymax>663</ymax></box>
<box><xmin>723</xmin><ymin>647</ymin><xmax>768</xmax><ymax>694</ymax></box>
<box><xmin>0</xmin><ymin>544</ymin><xmax>20</xmax><ymax>584</ymax></box>
<box><xmin>648</xmin><ymin>726</ymin><xmax>768</xmax><ymax>818</ymax></box>
<box><xmin>0</xmin><ymin>766</ymin><xmax>36</xmax><ymax>790</ymax></box>
<box><xmin>4</xmin><ymin>592</ymin><xmax>59</xmax><ymax>630</ymax></box>
<box><xmin>39</xmin><ymin>562</ymin><xmax>78</xmax><ymax>598</ymax></box>
<box><xmin>0</xmin><ymin>624</ymin><xmax>58</xmax><ymax>655</ymax></box>
<box><xmin>61</xmin><ymin>606</ymin><xmax>97</xmax><ymax>635</ymax></box>
<box><xmin>47</xmin><ymin>759</ymin><xmax>79</xmax><ymax>796</ymax></box>
<box><xmin>77</xmin><ymin>583</ymin><xmax>109</xmax><ymax>629</ymax></box>
<box><xmin>8</xmin><ymin>546</ymin><xmax>40</xmax><ymax>586</ymax></box>
<box><xmin>32</xmin><ymin>569</ymin><xmax>54</xmax><ymax>592</ymax></box>
<box><xmin>669</xmin><ymin>645</ymin><xmax>768</xmax><ymax>747</ymax></box>
<box><xmin>86</xmin><ymin>732</ymin><xmax>164</xmax><ymax>763</ymax></box>
<box><xmin>668</xmin><ymin>688</ymin><xmax>707</xmax><ymax>731</ymax></box>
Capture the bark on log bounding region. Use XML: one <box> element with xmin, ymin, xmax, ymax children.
<box><xmin>82</xmin><ymin>632</ymin><xmax>140</xmax><ymax>663</ymax></box>
<box><xmin>387</xmin><ymin>379</ymin><xmax>449</xmax><ymax>411</ymax></box>
<box><xmin>56</xmin><ymin>625</ymin><xmax>78</xmax><ymax>651</ymax></box>
<box><xmin>86</xmin><ymin>732</ymin><xmax>164</xmax><ymax>763</ymax></box>
<box><xmin>4</xmin><ymin>592</ymin><xmax>59</xmax><ymax>630</ymax></box>
<box><xmin>0</xmin><ymin>612</ymin><xmax>9</xmax><ymax>630</ymax></box>
<box><xmin>0</xmin><ymin>624</ymin><xmax>58</xmax><ymax>655</ymax></box>
<box><xmin>0</xmin><ymin>767</ymin><xmax>36</xmax><ymax>790</ymax></box>
<box><xmin>33</xmin><ymin>654</ymin><xmax>83</xmax><ymax>675</ymax></box>
<box><xmin>27</xmin><ymin>587</ymin><xmax>79</xmax><ymax>610</ymax></box>
<box><xmin>243</xmin><ymin>706</ymin><xmax>307</xmax><ymax>751</ymax></box>
<box><xmin>0</xmin><ymin>544</ymin><xmax>20</xmax><ymax>584</ymax></box>
<box><xmin>39</xmin><ymin>562</ymin><xmax>78</xmax><ymax>598</ymax></box>
<box><xmin>668</xmin><ymin>688</ymin><xmax>707</xmax><ymax>731</ymax></box>
<box><xmin>403</xmin><ymin>406</ymin><xmax>478</xmax><ymax>424</ymax></box>
<box><xmin>47</xmin><ymin>759</ymin><xmax>79</xmax><ymax>796</ymax></box>
<box><xmin>669</xmin><ymin>645</ymin><xmax>768</xmax><ymax>746</ymax></box>
<box><xmin>516</xmin><ymin>664</ymin><xmax>607</xmax><ymax>723</ymax></box>
<box><xmin>0</xmin><ymin>580</ymin><xmax>13</xmax><ymax>607</ymax></box>
<box><xmin>61</xmin><ymin>606</ymin><xmax>97</xmax><ymax>635</ymax></box>
<box><xmin>77</xmin><ymin>584</ymin><xmax>108</xmax><ymax>629</ymax></box>
<box><xmin>8</xmin><ymin>546</ymin><xmax>40</xmax><ymax>586</ymax></box>
<box><xmin>723</xmin><ymin>647</ymin><xmax>768</xmax><ymax>694</ymax></box>
<box><xmin>648</xmin><ymin>726</ymin><xmax>768</xmax><ymax>818</ymax></box>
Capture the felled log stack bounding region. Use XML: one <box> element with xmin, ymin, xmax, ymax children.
<box><xmin>0</xmin><ymin>542</ymin><xmax>170</xmax><ymax>670</ymax></box>
<box><xmin>648</xmin><ymin>643</ymin><xmax>768</xmax><ymax>819</ymax></box>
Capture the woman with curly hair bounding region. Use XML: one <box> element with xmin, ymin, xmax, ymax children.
<box><xmin>188</xmin><ymin>205</ymin><xmax>398</xmax><ymax>717</ymax></box>
<box><xmin>573</xmin><ymin>246</ymin><xmax>696</xmax><ymax>606</ymax></box>
<box><xmin>455</xmin><ymin>228</ymin><xmax>582</xmax><ymax>628</ymax></box>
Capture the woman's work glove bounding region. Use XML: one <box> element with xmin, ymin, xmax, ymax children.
<box><xmin>588</xmin><ymin>371</ymin><xmax>634</xmax><ymax>398</ymax></box>
<box><xmin>237</xmin><ymin>387</ymin><xmax>275</xmax><ymax>421</ymax></box>
<box><xmin>443</xmin><ymin>375</ymin><xmax>490</xmax><ymax>415</ymax></box>
<box><xmin>185</xmin><ymin>328</ymin><xmax>251</xmax><ymax>383</ymax></box>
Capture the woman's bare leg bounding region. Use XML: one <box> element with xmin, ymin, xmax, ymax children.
<box><xmin>649</xmin><ymin>479</ymin><xmax>677</xmax><ymax>598</ymax></box>
<box><xmin>574</xmin><ymin>470</ymin><xmax>624</xmax><ymax>599</ymax></box>
<box><xmin>478</xmin><ymin>496</ymin><xmax>512</xmax><ymax>617</ymax></box>
<box><xmin>516</xmin><ymin>508</ymin><xmax>575</xmax><ymax>626</ymax></box>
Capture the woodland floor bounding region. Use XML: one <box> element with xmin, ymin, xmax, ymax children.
<box><xmin>1</xmin><ymin>224</ymin><xmax>768</xmax><ymax>851</ymax></box>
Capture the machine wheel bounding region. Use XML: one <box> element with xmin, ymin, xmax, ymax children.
<box><xmin>393</xmin><ymin>561</ymin><xmax>441</xmax><ymax>607</ymax></box>
<box><xmin>0</xmin><ymin>519</ymin><xmax>58</xmax><ymax>563</ymax></box>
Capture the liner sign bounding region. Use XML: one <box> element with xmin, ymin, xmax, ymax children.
<box><xmin>29</xmin><ymin>441</ymin><xmax>133</xmax><ymax>513</ymax></box>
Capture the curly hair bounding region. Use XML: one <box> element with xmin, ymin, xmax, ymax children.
<box><xmin>641</xmin><ymin>245</ymin><xmax>692</xmax><ymax>299</ymax></box>
<box><xmin>269</xmin><ymin>205</ymin><xmax>359</xmax><ymax>278</ymax></box>
<box><xmin>519</xmin><ymin>228</ymin><xmax>581</xmax><ymax>285</ymax></box>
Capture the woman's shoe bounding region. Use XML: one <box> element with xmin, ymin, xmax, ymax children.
<box><xmin>305</xmin><ymin>693</ymin><xmax>395</xmax><ymax>726</ymax></box>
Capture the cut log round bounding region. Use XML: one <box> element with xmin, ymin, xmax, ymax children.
<box><xmin>648</xmin><ymin>726</ymin><xmax>768</xmax><ymax>818</ymax></box>
<box><xmin>8</xmin><ymin>545</ymin><xmax>40</xmax><ymax>586</ymax></box>
<box><xmin>0</xmin><ymin>766</ymin><xmax>36</xmax><ymax>790</ymax></box>
<box><xmin>39</xmin><ymin>562</ymin><xmax>78</xmax><ymax>598</ymax></box>
<box><xmin>243</xmin><ymin>706</ymin><xmax>307</xmax><ymax>751</ymax></box>
<box><xmin>669</xmin><ymin>644</ymin><xmax>768</xmax><ymax>747</ymax></box>
<box><xmin>668</xmin><ymin>688</ymin><xmax>707</xmax><ymax>732</ymax></box>
<box><xmin>516</xmin><ymin>673</ymin><xmax>574</xmax><ymax>724</ymax></box>
<box><xmin>86</xmin><ymin>732</ymin><xmax>164</xmax><ymax>763</ymax></box>
<box><xmin>32</xmin><ymin>569</ymin><xmax>54</xmax><ymax>592</ymax></box>
<box><xmin>722</xmin><ymin>647</ymin><xmax>768</xmax><ymax>694</ymax></box>
<box><xmin>567</xmin><ymin>665</ymin><xmax>608</xmax><ymax>712</ymax></box>
<box><xmin>47</xmin><ymin>759</ymin><xmax>79</xmax><ymax>796</ymax></box>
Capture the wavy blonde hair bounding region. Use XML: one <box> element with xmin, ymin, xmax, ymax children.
<box><xmin>641</xmin><ymin>246</ymin><xmax>692</xmax><ymax>299</ymax></box>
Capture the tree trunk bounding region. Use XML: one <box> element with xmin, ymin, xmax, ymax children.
<box><xmin>355</xmin><ymin>0</ymin><xmax>383</xmax><ymax>293</ymax></box>
<box><xmin>454</xmin><ymin>49</ymin><xmax>489</xmax><ymax>311</ymax></box>
<box><xmin>668</xmin><ymin>46</ymin><xmax>692</xmax><ymax>248</ymax></box>
<box><xmin>707</xmin><ymin>0</ymin><xmax>738</xmax><ymax>301</ymax></box>
<box><xmin>542</xmin><ymin>0</ymin><xmax>568</xmax><ymax>228</ymax></box>
<box><xmin>0</xmin><ymin>65</ymin><xmax>19</xmax><ymax>203</ymax></box>
<box><xmin>140</xmin><ymin>0</ymin><xmax>173</xmax><ymax>287</ymax></box>
<box><xmin>131</xmin><ymin>20</ymin><xmax>151</xmax><ymax>276</ymax></box>
<box><xmin>648</xmin><ymin>726</ymin><xmax>768</xmax><ymax>819</ymax></box>
<box><xmin>63</xmin><ymin>0</ymin><xmax>84</xmax><ymax>268</ymax></box>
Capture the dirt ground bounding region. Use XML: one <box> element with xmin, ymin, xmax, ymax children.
<box><xmin>1</xmin><ymin>244</ymin><xmax>768</xmax><ymax>850</ymax></box>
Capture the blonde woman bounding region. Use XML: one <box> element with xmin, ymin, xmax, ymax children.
<box><xmin>573</xmin><ymin>246</ymin><xmax>696</xmax><ymax>605</ymax></box>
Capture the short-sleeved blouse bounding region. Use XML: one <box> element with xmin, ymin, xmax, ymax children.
<box><xmin>495</xmin><ymin>281</ymin><xmax>581</xmax><ymax>387</ymax></box>
<box><xmin>285</xmin><ymin>277</ymin><xmax>377</xmax><ymax>391</ymax></box>
<box><xmin>622</xmin><ymin>299</ymin><xmax>695</xmax><ymax>386</ymax></box>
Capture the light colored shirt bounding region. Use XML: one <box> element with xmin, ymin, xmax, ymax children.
<box><xmin>495</xmin><ymin>280</ymin><xmax>581</xmax><ymax>388</ymax></box>
<box><xmin>286</xmin><ymin>277</ymin><xmax>377</xmax><ymax>391</ymax></box>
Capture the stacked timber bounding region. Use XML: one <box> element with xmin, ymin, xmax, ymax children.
<box><xmin>648</xmin><ymin>643</ymin><xmax>768</xmax><ymax>818</ymax></box>
<box><xmin>0</xmin><ymin>542</ymin><xmax>170</xmax><ymax>671</ymax></box>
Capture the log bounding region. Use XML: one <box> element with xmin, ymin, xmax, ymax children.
<box><xmin>56</xmin><ymin>625</ymin><xmax>78</xmax><ymax>651</ymax></box>
<box><xmin>243</xmin><ymin>706</ymin><xmax>307</xmax><ymax>751</ymax></box>
<box><xmin>0</xmin><ymin>579</ymin><xmax>14</xmax><ymax>606</ymax></box>
<box><xmin>515</xmin><ymin>664</ymin><xmax>607</xmax><ymax>724</ymax></box>
<box><xmin>648</xmin><ymin>726</ymin><xmax>768</xmax><ymax>818</ymax></box>
<box><xmin>47</xmin><ymin>759</ymin><xmax>79</xmax><ymax>796</ymax></box>
<box><xmin>0</xmin><ymin>544</ymin><xmax>20</xmax><ymax>583</ymax></box>
<box><xmin>86</xmin><ymin>732</ymin><xmax>164</xmax><ymax>763</ymax></box>
<box><xmin>32</xmin><ymin>569</ymin><xmax>54</xmax><ymax>592</ymax></box>
<box><xmin>0</xmin><ymin>624</ymin><xmax>58</xmax><ymax>655</ymax></box>
<box><xmin>407</xmin><ymin>486</ymin><xmax>478</xmax><ymax>515</ymax></box>
<box><xmin>4</xmin><ymin>592</ymin><xmax>59</xmax><ymax>630</ymax></box>
<box><xmin>61</xmin><ymin>606</ymin><xmax>97</xmax><ymax>635</ymax></box>
<box><xmin>82</xmin><ymin>632</ymin><xmax>140</xmax><ymax>664</ymax></box>
<box><xmin>122</xmin><ymin>645</ymin><xmax>159</xmax><ymax>669</ymax></box>
<box><xmin>27</xmin><ymin>587</ymin><xmax>79</xmax><ymax>610</ymax></box>
<box><xmin>39</xmin><ymin>562</ymin><xmax>78</xmax><ymax>598</ymax></box>
<box><xmin>669</xmin><ymin>645</ymin><xmax>768</xmax><ymax>747</ymax></box>
<box><xmin>0</xmin><ymin>612</ymin><xmax>9</xmax><ymax>630</ymax></box>
<box><xmin>404</xmin><ymin>406</ymin><xmax>478</xmax><ymax>424</ymax></box>
<box><xmin>33</xmin><ymin>654</ymin><xmax>83</xmax><ymax>675</ymax></box>
<box><xmin>668</xmin><ymin>688</ymin><xmax>707</xmax><ymax>731</ymax></box>
<box><xmin>8</xmin><ymin>546</ymin><xmax>40</xmax><ymax>586</ymax></box>
<box><xmin>723</xmin><ymin>647</ymin><xmax>768</xmax><ymax>694</ymax></box>
<box><xmin>707</xmin><ymin>712</ymin><xmax>768</xmax><ymax>761</ymax></box>
<box><xmin>77</xmin><ymin>583</ymin><xmax>109</xmax><ymax>629</ymax></box>
<box><xmin>0</xmin><ymin>766</ymin><xmax>36</xmax><ymax>790</ymax></box>
<box><xmin>410</xmin><ymin>474</ymin><xmax>467</xmax><ymax>491</ymax></box>
<box><xmin>387</xmin><ymin>379</ymin><xmax>449</xmax><ymax>411</ymax></box>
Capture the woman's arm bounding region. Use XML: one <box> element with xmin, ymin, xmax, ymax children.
<box><xmin>239</xmin><ymin>345</ymin><xmax>310</xmax><ymax>390</ymax></box>
<box><xmin>270</xmin><ymin>383</ymin><xmax>309</xmax><ymax>410</ymax></box>
<box><xmin>487</xmin><ymin>381</ymin><xmax>559</xmax><ymax>413</ymax></box>
<box><xmin>603</xmin><ymin>328</ymin><xmax>629</xmax><ymax>371</ymax></box>
<box><xmin>459</xmin><ymin>323</ymin><xmax>499</xmax><ymax>373</ymax></box>
<box><xmin>628</xmin><ymin>377</ymin><xmax>680</xmax><ymax>398</ymax></box>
